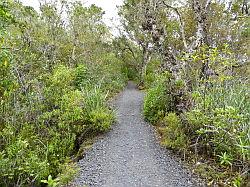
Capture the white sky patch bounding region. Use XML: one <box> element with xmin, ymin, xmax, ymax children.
<box><xmin>19</xmin><ymin>0</ymin><xmax>124</xmax><ymax>35</ymax></box>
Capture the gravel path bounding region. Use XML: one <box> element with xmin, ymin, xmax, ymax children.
<box><xmin>73</xmin><ymin>82</ymin><xmax>201</xmax><ymax>187</ymax></box>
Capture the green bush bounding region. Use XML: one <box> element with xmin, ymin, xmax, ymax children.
<box><xmin>81</xmin><ymin>85</ymin><xmax>115</xmax><ymax>132</ymax></box>
<box><xmin>161</xmin><ymin>113</ymin><xmax>188</xmax><ymax>151</ymax></box>
<box><xmin>143</xmin><ymin>72</ymin><xmax>156</xmax><ymax>89</ymax></box>
<box><xmin>75</xmin><ymin>64</ymin><xmax>89</xmax><ymax>89</ymax></box>
<box><xmin>126</xmin><ymin>66</ymin><xmax>139</xmax><ymax>81</ymax></box>
<box><xmin>82</xmin><ymin>85</ymin><xmax>107</xmax><ymax>112</ymax></box>
<box><xmin>96</xmin><ymin>53</ymin><xmax>127</xmax><ymax>94</ymax></box>
<box><xmin>143</xmin><ymin>74</ymin><xmax>171</xmax><ymax>123</ymax></box>
<box><xmin>143</xmin><ymin>58</ymin><xmax>161</xmax><ymax>88</ymax></box>
<box><xmin>186</xmin><ymin>80</ymin><xmax>250</xmax><ymax>164</ymax></box>
<box><xmin>89</xmin><ymin>108</ymin><xmax>114</xmax><ymax>132</ymax></box>
<box><xmin>57</xmin><ymin>162</ymin><xmax>79</xmax><ymax>186</ymax></box>
<box><xmin>0</xmin><ymin>124</ymin><xmax>50</xmax><ymax>186</ymax></box>
<box><xmin>0</xmin><ymin>63</ymin><xmax>123</xmax><ymax>186</ymax></box>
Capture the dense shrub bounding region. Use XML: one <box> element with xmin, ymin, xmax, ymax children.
<box><xmin>75</xmin><ymin>64</ymin><xmax>89</xmax><ymax>89</ymax></box>
<box><xmin>0</xmin><ymin>2</ymin><xmax>127</xmax><ymax>186</ymax></box>
<box><xmin>143</xmin><ymin>58</ymin><xmax>161</xmax><ymax>88</ymax></box>
<box><xmin>89</xmin><ymin>108</ymin><xmax>114</xmax><ymax>132</ymax></box>
<box><xmin>186</xmin><ymin>80</ymin><xmax>250</xmax><ymax>164</ymax></box>
<box><xmin>75</xmin><ymin>53</ymin><xmax>127</xmax><ymax>95</ymax></box>
<box><xmin>161</xmin><ymin>113</ymin><xmax>188</xmax><ymax>151</ymax></box>
<box><xmin>143</xmin><ymin>74</ymin><xmax>170</xmax><ymax>123</ymax></box>
<box><xmin>0</xmin><ymin>64</ymin><xmax>122</xmax><ymax>186</ymax></box>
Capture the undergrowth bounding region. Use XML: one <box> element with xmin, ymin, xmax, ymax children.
<box><xmin>0</xmin><ymin>1</ymin><xmax>127</xmax><ymax>186</ymax></box>
<box><xmin>143</xmin><ymin>46</ymin><xmax>250</xmax><ymax>186</ymax></box>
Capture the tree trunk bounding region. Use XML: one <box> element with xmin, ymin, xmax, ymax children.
<box><xmin>139</xmin><ymin>45</ymin><xmax>151</xmax><ymax>85</ymax></box>
<box><xmin>192</xmin><ymin>0</ymin><xmax>211</xmax><ymax>80</ymax></box>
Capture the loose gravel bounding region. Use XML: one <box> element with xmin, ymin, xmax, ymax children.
<box><xmin>73</xmin><ymin>82</ymin><xmax>202</xmax><ymax>187</ymax></box>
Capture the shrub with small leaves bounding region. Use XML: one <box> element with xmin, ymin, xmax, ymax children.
<box><xmin>89</xmin><ymin>108</ymin><xmax>114</xmax><ymax>132</ymax></box>
<box><xmin>161</xmin><ymin>113</ymin><xmax>188</xmax><ymax>151</ymax></box>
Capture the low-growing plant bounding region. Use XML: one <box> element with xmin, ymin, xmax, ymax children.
<box><xmin>161</xmin><ymin>113</ymin><xmax>188</xmax><ymax>151</ymax></box>
<box><xmin>41</xmin><ymin>175</ymin><xmax>59</xmax><ymax>187</ymax></box>
<box><xmin>232</xmin><ymin>176</ymin><xmax>242</xmax><ymax>187</ymax></box>
<box><xmin>58</xmin><ymin>162</ymin><xmax>79</xmax><ymax>186</ymax></box>
<box><xmin>217</xmin><ymin>152</ymin><xmax>233</xmax><ymax>166</ymax></box>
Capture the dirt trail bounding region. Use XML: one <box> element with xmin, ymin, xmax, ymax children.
<box><xmin>73</xmin><ymin>82</ymin><xmax>201</xmax><ymax>187</ymax></box>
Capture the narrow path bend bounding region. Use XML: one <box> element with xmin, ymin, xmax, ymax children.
<box><xmin>74</xmin><ymin>82</ymin><xmax>200</xmax><ymax>187</ymax></box>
